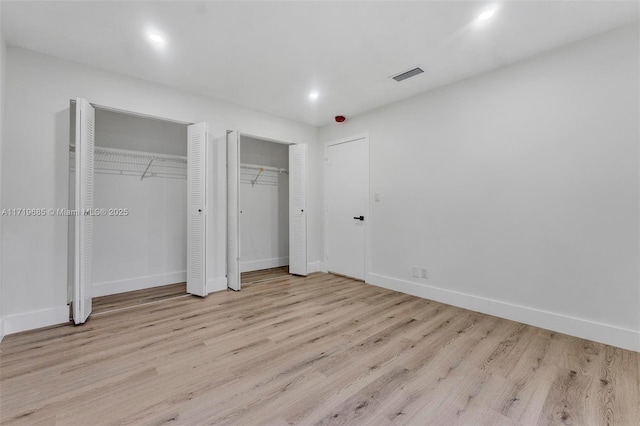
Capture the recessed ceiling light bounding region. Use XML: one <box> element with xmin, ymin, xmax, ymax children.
<box><xmin>477</xmin><ymin>9</ymin><xmax>496</xmax><ymax>21</ymax></box>
<box><xmin>309</xmin><ymin>91</ymin><xmax>319</xmax><ymax>101</ymax></box>
<box><xmin>147</xmin><ymin>32</ymin><xmax>165</xmax><ymax>45</ymax></box>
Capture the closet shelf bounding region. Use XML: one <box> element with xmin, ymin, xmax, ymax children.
<box><xmin>240</xmin><ymin>163</ymin><xmax>288</xmax><ymax>187</ymax></box>
<box><xmin>70</xmin><ymin>146</ymin><xmax>187</xmax><ymax>180</ymax></box>
<box><xmin>240</xmin><ymin>163</ymin><xmax>288</xmax><ymax>174</ymax></box>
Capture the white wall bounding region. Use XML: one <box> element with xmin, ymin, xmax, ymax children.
<box><xmin>93</xmin><ymin>175</ymin><xmax>187</xmax><ymax>296</ymax></box>
<box><xmin>1</xmin><ymin>47</ymin><xmax>319</xmax><ymax>334</ymax></box>
<box><xmin>95</xmin><ymin>108</ymin><xmax>187</xmax><ymax>156</ymax></box>
<box><xmin>241</xmin><ymin>136</ymin><xmax>289</xmax><ymax>168</ymax></box>
<box><xmin>240</xmin><ymin>137</ymin><xmax>289</xmax><ymax>272</ymax></box>
<box><xmin>0</xmin><ymin>3</ymin><xmax>6</xmax><ymax>341</ymax></box>
<box><xmin>319</xmin><ymin>25</ymin><xmax>640</xmax><ymax>351</ymax></box>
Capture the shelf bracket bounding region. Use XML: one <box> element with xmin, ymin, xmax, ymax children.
<box><xmin>141</xmin><ymin>158</ymin><xmax>155</xmax><ymax>181</ymax></box>
<box><xmin>251</xmin><ymin>167</ymin><xmax>264</xmax><ymax>187</ymax></box>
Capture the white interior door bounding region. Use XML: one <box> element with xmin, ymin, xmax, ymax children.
<box><xmin>227</xmin><ymin>131</ymin><xmax>241</xmax><ymax>290</ymax></box>
<box><xmin>187</xmin><ymin>122</ymin><xmax>208</xmax><ymax>297</ymax></box>
<box><xmin>73</xmin><ymin>98</ymin><xmax>95</xmax><ymax>324</ymax></box>
<box><xmin>326</xmin><ymin>136</ymin><xmax>369</xmax><ymax>280</ymax></box>
<box><xmin>289</xmin><ymin>144</ymin><xmax>308</xmax><ymax>276</ymax></box>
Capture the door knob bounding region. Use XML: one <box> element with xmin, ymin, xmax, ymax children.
<box><xmin>353</xmin><ymin>216</ymin><xmax>364</xmax><ymax>221</ymax></box>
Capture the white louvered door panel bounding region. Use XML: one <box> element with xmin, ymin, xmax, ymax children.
<box><xmin>73</xmin><ymin>98</ymin><xmax>94</xmax><ymax>324</ymax></box>
<box><xmin>289</xmin><ymin>144</ymin><xmax>308</xmax><ymax>276</ymax></box>
<box><xmin>187</xmin><ymin>122</ymin><xmax>207</xmax><ymax>297</ymax></box>
<box><xmin>227</xmin><ymin>131</ymin><xmax>241</xmax><ymax>290</ymax></box>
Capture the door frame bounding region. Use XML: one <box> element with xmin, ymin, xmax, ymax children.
<box><xmin>227</xmin><ymin>132</ymin><xmax>305</xmax><ymax>289</ymax></box>
<box><xmin>68</xmin><ymin>99</ymin><xmax>211</xmax><ymax>322</ymax></box>
<box><xmin>323</xmin><ymin>133</ymin><xmax>371</xmax><ymax>282</ymax></box>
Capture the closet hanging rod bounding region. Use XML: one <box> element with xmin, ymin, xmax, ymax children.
<box><xmin>69</xmin><ymin>145</ymin><xmax>187</xmax><ymax>162</ymax></box>
<box><xmin>96</xmin><ymin>158</ymin><xmax>186</xmax><ymax>169</ymax></box>
<box><xmin>240</xmin><ymin>163</ymin><xmax>288</xmax><ymax>174</ymax></box>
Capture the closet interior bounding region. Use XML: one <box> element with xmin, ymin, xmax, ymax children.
<box><xmin>239</xmin><ymin>135</ymin><xmax>290</xmax><ymax>281</ymax></box>
<box><xmin>69</xmin><ymin>107</ymin><xmax>189</xmax><ymax>306</ymax></box>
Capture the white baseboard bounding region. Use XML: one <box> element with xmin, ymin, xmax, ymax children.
<box><xmin>241</xmin><ymin>257</ymin><xmax>288</xmax><ymax>273</ymax></box>
<box><xmin>0</xmin><ymin>318</ymin><xmax>4</xmax><ymax>342</ymax></box>
<box><xmin>207</xmin><ymin>276</ymin><xmax>228</xmax><ymax>294</ymax></box>
<box><xmin>367</xmin><ymin>273</ymin><xmax>640</xmax><ymax>352</ymax></box>
<box><xmin>93</xmin><ymin>271</ymin><xmax>186</xmax><ymax>297</ymax></box>
<box><xmin>308</xmin><ymin>261</ymin><xmax>326</xmax><ymax>273</ymax></box>
<box><xmin>3</xmin><ymin>305</ymin><xmax>69</xmax><ymax>336</ymax></box>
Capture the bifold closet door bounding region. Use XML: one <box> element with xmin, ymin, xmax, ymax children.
<box><xmin>289</xmin><ymin>144</ymin><xmax>308</xmax><ymax>276</ymax></box>
<box><xmin>187</xmin><ymin>122</ymin><xmax>208</xmax><ymax>297</ymax></box>
<box><xmin>227</xmin><ymin>131</ymin><xmax>241</xmax><ymax>290</ymax></box>
<box><xmin>73</xmin><ymin>98</ymin><xmax>94</xmax><ymax>324</ymax></box>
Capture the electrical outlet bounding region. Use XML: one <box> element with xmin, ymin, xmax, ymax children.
<box><xmin>421</xmin><ymin>268</ymin><xmax>429</xmax><ymax>279</ymax></box>
<box><xmin>412</xmin><ymin>266</ymin><xmax>420</xmax><ymax>278</ymax></box>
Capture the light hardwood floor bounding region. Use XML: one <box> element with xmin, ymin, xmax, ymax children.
<box><xmin>92</xmin><ymin>283</ymin><xmax>188</xmax><ymax>315</ymax></box>
<box><xmin>241</xmin><ymin>266</ymin><xmax>290</xmax><ymax>285</ymax></box>
<box><xmin>1</xmin><ymin>272</ymin><xmax>638</xmax><ymax>425</ymax></box>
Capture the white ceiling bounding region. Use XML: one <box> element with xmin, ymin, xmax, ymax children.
<box><xmin>2</xmin><ymin>1</ymin><xmax>638</xmax><ymax>127</ymax></box>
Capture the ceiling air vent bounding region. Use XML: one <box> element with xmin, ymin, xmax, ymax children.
<box><xmin>391</xmin><ymin>67</ymin><xmax>424</xmax><ymax>82</ymax></box>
